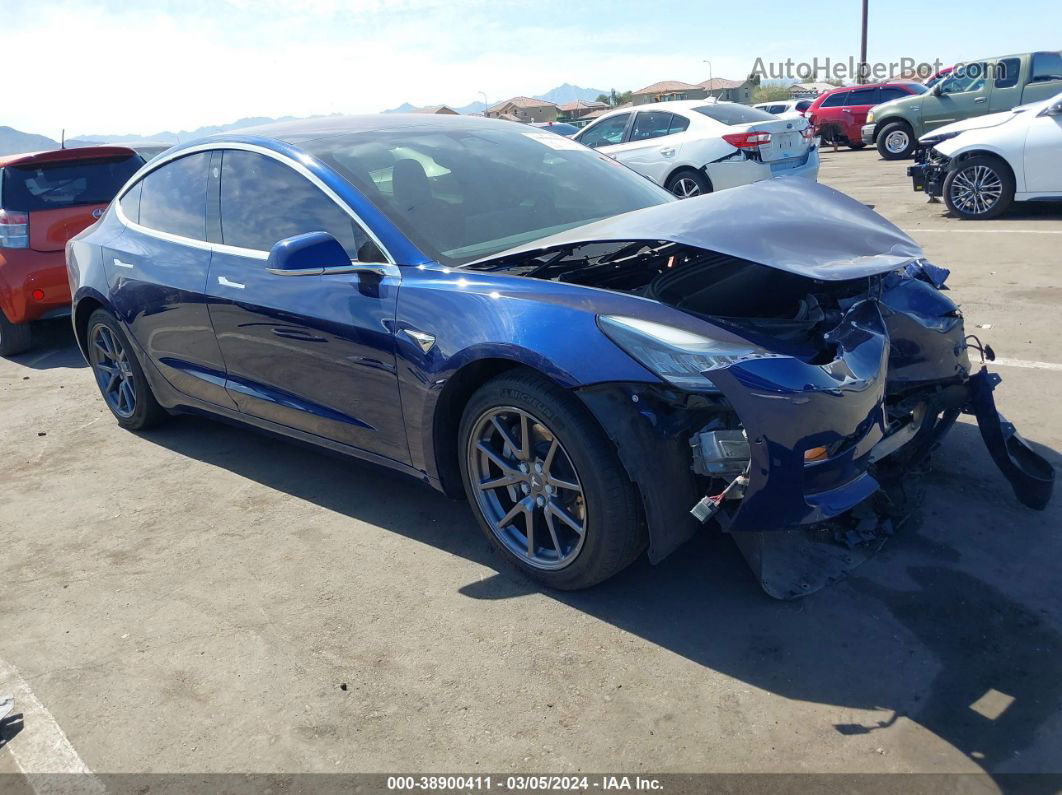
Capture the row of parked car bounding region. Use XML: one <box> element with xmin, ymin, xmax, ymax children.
<box><xmin>748</xmin><ymin>49</ymin><xmax>1062</xmax><ymax>219</ymax></box>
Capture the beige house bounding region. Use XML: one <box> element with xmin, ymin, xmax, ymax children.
<box><xmin>556</xmin><ymin>99</ymin><xmax>609</xmax><ymax>120</ymax></box>
<box><xmin>486</xmin><ymin>97</ymin><xmax>559</xmax><ymax>123</ymax></box>
<box><xmin>410</xmin><ymin>105</ymin><xmax>459</xmax><ymax>115</ymax></box>
<box><xmin>632</xmin><ymin>80</ymin><xmax>707</xmax><ymax>105</ymax></box>
<box><xmin>790</xmin><ymin>82</ymin><xmax>838</xmax><ymax>97</ymax></box>
<box><xmin>698</xmin><ymin>78</ymin><xmax>753</xmax><ymax>104</ymax></box>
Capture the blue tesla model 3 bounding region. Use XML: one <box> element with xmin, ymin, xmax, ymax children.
<box><xmin>66</xmin><ymin>115</ymin><xmax>1052</xmax><ymax>597</ymax></box>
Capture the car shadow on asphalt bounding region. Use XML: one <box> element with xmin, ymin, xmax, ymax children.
<box><xmin>5</xmin><ymin>320</ymin><xmax>86</xmax><ymax>370</ymax></box>
<box><xmin>141</xmin><ymin>413</ymin><xmax>1061</xmax><ymax>779</ymax></box>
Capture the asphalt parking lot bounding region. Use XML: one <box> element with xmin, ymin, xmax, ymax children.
<box><xmin>1</xmin><ymin>149</ymin><xmax>1060</xmax><ymax>783</ymax></box>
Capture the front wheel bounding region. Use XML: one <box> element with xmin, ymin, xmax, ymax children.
<box><xmin>876</xmin><ymin>122</ymin><xmax>915</xmax><ymax>160</ymax></box>
<box><xmin>665</xmin><ymin>169</ymin><xmax>711</xmax><ymax>199</ymax></box>
<box><xmin>459</xmin><ymin>370</ymin><xmax>645</xmax><ymax>590</ymax></box>
<box><xmin>943</xmin><ymin>156</ymin><xmax>1015</xmax><ymax>220</ymax></box>
<box><xmin>86</xmin><ymin>309</ymin><xmax>167</xmax><ymax>430</ymax></box>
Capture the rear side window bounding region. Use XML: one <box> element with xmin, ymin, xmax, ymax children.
<box><xmin>668</xmin><ymin>114</ymin><xmax>690</xmax><ymax>134</ymax></box>
<box><xmin>818</xmin><ymin>92</ymin><xmax>847</xmax><ymax>108</ymax></box>
<box><xmin>845</xmin><ymin>88</ymin><xmax>880</xmax><ymax>105</ymax></box>
<box><xmin>137</xmin><ymin>153</ymin><xmax>209</xmax><ymax>240</ymax></box>
<box><xmin>878</xmin><ymin>87</ymin><xmax>909</xmax><ymax>102</ymax></box>
<box><xmin>1031</xmin><ymin>52</ymin><xmax>1062</xmax><ymax>82</ymax></box>
<box><xmin>995</xmin><ymin>57</ymin><xmax>1021</xmax><ymax>88</ymax></box>
<box><xmin>0</xmin><ymin>155</ymin><xmax>141</xmax><ymax>212</ymax></box>
<box><xmin>630</xmin><ymin>111</ymin><xmax>675</xmax><ymax>141</ymax></box>
<box><xmin>693</xmin><ymin>104</ymin><xmax>776</xmax><ymax>125</ymax></box>
<box><xmin>219</xmin><ymin>149</ymin><xmax>382</xmax><ymax>261</ymax></box>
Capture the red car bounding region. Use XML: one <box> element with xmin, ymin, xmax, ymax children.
<box><xmin>0</xmin><ymin>145</ymin><xmax>142</xmax><ymax>354</ymax></box>
<box><xmin>806</xmin><ymin>81</ymin><xmax>926</xmax><ymax>150</ymax></box>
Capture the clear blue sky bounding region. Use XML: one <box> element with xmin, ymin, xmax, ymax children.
<box><xmin>2</xmin><ymin>0</ymin><xmax>1057</xmax><ymax>136</ymax></box>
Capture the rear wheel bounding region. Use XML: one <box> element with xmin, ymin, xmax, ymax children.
<box><xmin>665</xmin><ymin>169</ymin><xmax>711</xmax><ymax>199</ymax></box>
<box><xmin>86</xmin><ymin>309</ymin><xmax>167</xmax><ymax>430</ymax></box>
<box><xmin>877</xmin><ymin>121</ymin><xmax>914</xmax><ymax>160</ymax></box>
<box><xmin>943</xmin><ymin>156</ymin><xmax>1015</xmax><ymax>220</ymax></box>
<box><xmin>459</xmin><ymin>370</ymin><xmax>645</xmax><ymax>590</ymax></box>
<box><xmin>0</xmin><ymin>312</ymin><xmax>33</xmax><ymax>357</ymax></box>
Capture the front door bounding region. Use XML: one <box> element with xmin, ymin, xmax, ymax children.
<box><xmin>205</xmin><ymin>148</ymin><xmax>409</xmax><ymax>464</ymax></box>
<box><xmin>1023</xmin><ymin>103</ymin><xmax>1062</xmax><ymax>194</ymax></box>
<box><xmin>922</xmin><ymin>63</ymin><xmax>993</xmax><ymax>131</ymax></box>
<box><xmin>106</xmin><ymin>152</ymin><xmax>236</xmax><ymax>409</ymax></box>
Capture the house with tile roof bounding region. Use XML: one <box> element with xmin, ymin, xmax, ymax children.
<box><xmin>485</xmin><ymin>97</ymin><xmax>559</xmax><ymax>123</ymax></box>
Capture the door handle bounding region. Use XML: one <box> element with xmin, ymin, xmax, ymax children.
<box><xmin>217</xmin><ymin>275</ymin><xmax>245</xmax><ymax>289</ymax></box>
<box><xmin>113</xmin><ymin>258</ymin><xmax>134</xmax><ymax>269</ymax></box>
<box><xmin>659</xmin><ymin>147</ymin><xmax>676</xmax><ymax>156</ymax></box>
<box><xmin>975</xmin><ymin>97</ymin><xmax>987</xmax><ymax>103</ymax></box>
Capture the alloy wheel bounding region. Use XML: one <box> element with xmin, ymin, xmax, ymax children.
<box><xmin>89</xmin><ymin>323</ymin><xmax>137</xmax><ymax>418</ymax></box>
<box><xmin>468</xmin><ymin>406</ymin><xmax>587</xmax><ymax>570</ymax></box>
<box><xmin>670</xmin><ymin>177</ymin><xmax>702</xmax><ymax>198</ymax></box>
<box><xmin>884</xmin><ymin>130</ymin><xmax>910</xmax><ymax>154</ymax></box>
<box><xmin>949</xmin><ymin>165</ymin><xmax>1003</xmax><ymax>216</ymax></box>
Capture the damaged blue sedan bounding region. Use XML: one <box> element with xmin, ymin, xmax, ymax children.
<box><xmin>66</xmin><ymin>115</ymin><xmax>1054</xmax><ymax>597</ymax></box>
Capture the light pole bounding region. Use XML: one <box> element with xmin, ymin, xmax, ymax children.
<box><xmin>480</xmin><ymin>91</ymin><xmax>489</xmax><ymax>117</ymax></box>
<box><xmin>858</xmin><ymin>0</ymin><xmax>869</xmax><ymax>84</ymax></box>
<box><xmin>702</xmin><ymin>59</ymin><xmax>713</xmax><ymax>96</ymax></box>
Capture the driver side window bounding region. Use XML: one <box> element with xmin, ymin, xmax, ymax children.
<box><xmin>577</xmin><ymin>113</ymin><xmax>630</xmax><ymax>148</ymax></box>
<box><xmin>218</xmin><ymin>149</ymin><xmax>383</xmax><ymax>261</ymax></box>
<box><xmin>940</xmin><ymin>64</ymin><xmax>988</xmax><ymax>95</ymax></box>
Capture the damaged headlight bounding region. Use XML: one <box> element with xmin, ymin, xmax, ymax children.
<box><xmin>597</xmin><ymin>315</ymin><xmax>784</xmax><ymax>390</ymax></box>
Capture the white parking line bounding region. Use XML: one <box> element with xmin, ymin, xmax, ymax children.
<box><xmin>0</xmin><ymin>658</ymin><xmax>103</xmax><ymax>794</ymax></box>
<box><xmin>992</xmin><ymin>358</ymin><xmax>1062</xmax><ymax>372</ymax></box>
<box><xmin>911</xmin><ymin>228</ymin><xmax>1062</xmax><ymax>235</ymax></box>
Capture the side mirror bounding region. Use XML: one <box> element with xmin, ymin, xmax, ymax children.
<box><xmin>1045</xmin><ymin>101</ymin><xmax>1062</xmax><ymax>117</ymax></box>
<box><xmin>931</xmin><ymin>83</ymin><xmax>943</xmax><ymax>96</ymax></box>
<box><xmin>267</xmin><ymin>231</ymin><xmax>349</xmax><ymax>276</ymax></box>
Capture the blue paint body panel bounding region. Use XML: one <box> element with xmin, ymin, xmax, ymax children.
<box><xmin>64</xmin><ymin>115</ymin><xmax>1052</xmax><ymax>571</ymax></box>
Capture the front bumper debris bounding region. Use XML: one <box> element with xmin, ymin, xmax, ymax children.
<box><xmin>907</xmin><ymin>147</ymin><xmax>949</xmax><ymax>198</ymax></box>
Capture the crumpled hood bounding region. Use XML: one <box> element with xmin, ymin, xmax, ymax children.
<box><xmin>468</xmin><ymin>178</ymin><xmax>923</xmax><ymax>281</ymax></box>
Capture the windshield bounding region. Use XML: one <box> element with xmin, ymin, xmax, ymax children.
<box><xmin>300</xmin><ymin>127</ymin><xmax>672</xmax><ymax>266</ymax></box>
<box><xmin>1</xmin><ymin>154</ymin><xmax>142</xmax><ymax>212</ymax></box>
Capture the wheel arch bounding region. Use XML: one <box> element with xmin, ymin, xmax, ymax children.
<box><xmin>432</xmin><ymin>357</ymin><xmax>545</xmax><ymax>497</ymax></box>
<box><xmin>72</xmin><ymin>290</ymin><xmax>112</xmax><ymax>359</ymax></box>
<box><xmin>664</xmin><ymin>165</ymin><xmax>713</xmax><ymax>192</ymax></box>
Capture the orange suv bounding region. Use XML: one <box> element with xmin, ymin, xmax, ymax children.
<box><xmin>0</xmin><ymin>145</ymin><xmax>142</xmax><ymax>355</ymax></box>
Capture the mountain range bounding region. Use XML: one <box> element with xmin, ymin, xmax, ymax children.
<box><xmin>382</xmin><ymin>83</ymin><xmax>606</xmax><ymax>114</ymax></box>
<box><xmin>0</xmin><ymin>84</ymin><xmax>608</xmax><ymax>155</ymax></box>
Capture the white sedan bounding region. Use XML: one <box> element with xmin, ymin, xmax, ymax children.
<box><xmin>753</xmin><ymin>98</ymin><xmax>814</xmax><ymax>119</ymax></box>
<box><xmin>909</xmin><ymin>90</ymin><xmax>1062</xmax><ymax>219</ymax></box>
<box><xmin>572</xmin><ymin>100</ymin><xmax>820</xmax><ymax>198</ymax></box>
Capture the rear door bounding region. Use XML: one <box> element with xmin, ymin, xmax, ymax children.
<box><xmin>810</xmin><ymin>90</ymin><xmax>848</xmax><ymax>132</ymax></box>
<box><xmin>989</xmin><ymin>56</ymin><xmax>1023</xmax><ymax>112</ymax></box>
<box><xmin>604</xmin><ymin>111</ymin><xmax>690</xmax><ymax>184</ymax></box>
<box><xmin>1021</xmin><ymin>52</ymin><xmax>1062</xmax><ymax>104</ymax></box>
<box><xmin>840</xmin><ymin>87</ymin><xmax>881</xmax><ymax>139</ymax></box>
<box><xmin>206</xmin><ymin>148</ymin><xmax>409</xmax><ymax>463</ymax></box>
<box><xmin>106</xmin><ymin>151</ymin><xmax>235</xmax><ymax>409</ymax></box>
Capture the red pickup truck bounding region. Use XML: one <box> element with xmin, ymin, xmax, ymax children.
<box><xmin>0</xmin><ymin>145</ymin><xmax>142</xmax><ymax>355</ymax></box>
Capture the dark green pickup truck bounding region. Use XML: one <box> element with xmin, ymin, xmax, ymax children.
<box><xmin>861</xmin><ymin>50</ymin><xmax>1062</xmax><ymax>158</ymax></box>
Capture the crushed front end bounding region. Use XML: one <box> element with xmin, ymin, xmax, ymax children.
<box><xmin>469</xmin><ymin>181</ymin><xmax>1055</xmax><ymax>597</ymax></box>
<box><xmin>572</xmin><ymin>253</ymin><xmax>1054</xmax><ymax>598</ymax></box>
<box><xmin>907</xmin><ymin>145</ymin><xmax>950</xmax><ymax>200</ymax></box>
